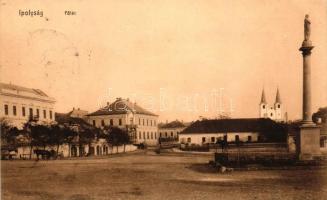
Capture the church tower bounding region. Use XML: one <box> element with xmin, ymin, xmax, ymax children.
<box><xmin>259</xmin><ymin>88</ymin><xmax>284</xmax><ymax>121</ymax></box>
<box><xmin>274</xmin><ymin>88</ymin><xmax>283</xmax><ymax>121</ymax></box>
<box><xmin>259</xmin><ymin>89</ymin><xmax>268</xmax><ymax>118</ymax></box>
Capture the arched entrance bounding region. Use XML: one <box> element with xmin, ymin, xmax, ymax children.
<box><xmin>96</xmin><ymin>146</ymin><xmax>100</xmax><ymax>155</ymax></box>
<box><xmin>71</xmin><ymin>146</ymin><xmax>77</xmax><ymax>157</ymax></box>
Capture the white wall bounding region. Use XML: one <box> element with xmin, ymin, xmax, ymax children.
<box><xmin>0</xmin><ymin>93</ymin><xmax>55</xmax><ymax>129</ymax></box>
<box><xmin>179</xmin><ymin>132</ymin><xmax>259</xmax><ymax>145</ymax></box>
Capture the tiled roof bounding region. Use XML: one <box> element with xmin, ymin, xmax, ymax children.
<box><xmin>55</xmin><ymin>113</ymin><xmax>93</xmax><ymax>129</ymax></box>
<box><xmin>0</xmin><ymin>82</ymin><xmax>55</xmax><ymax>102</ymax></box>
<box><xmin>0</xmin><ymin>82</ymin><xmax>48</xmax><ymax>97</ymax></box>
<box><xmin>159</xmin><ymin>120</ymin><xmax>186</xmax><ymax>129</ymax></box>
<box><xmin>87</xmin><ymin>98</ymin><xmax>158</xmax><ymax>117</ymax></box>
<box><xmin>181</xmin><ymin>118</ymin><xmax>287</xmax><ymax>134</ymax></box>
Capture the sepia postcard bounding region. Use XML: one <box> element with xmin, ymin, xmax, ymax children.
<box><xmin>0</xmin><ymin>0</ymin><xmax>327</xmax><ymax>199</ymax></box>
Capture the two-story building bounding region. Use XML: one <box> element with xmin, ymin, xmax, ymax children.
<box><xmin>0</xmin><ymin>82</ymin><xmax>56</xmax><ymax>129</ymax></box>
<box><xmin>87</xmin><ymin>98</ymin><xmax>159</xmax><ymax>146</ymax></box>
<box><xmin>158</xmin><ymin>120</ymin><xmax>187</xmax><ymax>140</ymax></box>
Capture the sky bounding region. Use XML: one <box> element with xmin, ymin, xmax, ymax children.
<box><xmin>1</xmin><ymin>0</ymin><xmax>327</xmax><ymax>122</ymax></box>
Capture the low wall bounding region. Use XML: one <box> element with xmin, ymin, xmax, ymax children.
<box><xmin>15</xmin><ymin>144</ymin><xmax>137</xmax><ymax>159</ymax></box>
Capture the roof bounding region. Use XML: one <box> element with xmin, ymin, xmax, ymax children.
<box><xmin>67</xmin><ymin>108</ymin><xmax>88</xmax><ymax>118</ymax></box>
<box><xmin>87</xmin><ymin>98</ymin><xmax>158</xmax><ymax>117</ymax></box>
<box><xmin>55</xmin><ymin>113</ymin><xmax>93</xmax><ymax>129</ymax></box>
<box><xmin>181</xmin><ymin>118</ymin><xmax>287</xmax><ymax>134</ymax></box>
<box><xmin>159</xmin><ymin>120</ymin><xmax>186</xmax><ymax>129</ymax></box>
<box><xmin>0</xmin><ymin>82</ymin><xmax>55</xmax><ymax>102</ymax></box>
<box><xmin>260</xmin><ymin>89</ymin><xmax>267</xmax><ymax>104</ymax></box>
<box><xmin>275</xmin><ymin>88</ymin><xmax>282</xmax><ymax>104</ymax></box>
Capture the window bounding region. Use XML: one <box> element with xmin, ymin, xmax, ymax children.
<box><xmin>36</xmin><ymin>109</ymin><xmax>39</xmax><ymax>117</ymax></box>
<box><xmin>211</xmin><ymin>137</ymin><xmax>215</xmax><ymax>143</ymax></box>
<box><xmin>263</xmin><ymin>105</ymin><xmax>265</xmax><ymax>109</ymax></box>
<box><xmin>110</xmin><ymin>119</ymin><xmax>113</xmax><ymax>126</ymax></box>
<box><xmin>147</xmin><ymin>132</ymin><xmax>149</xmax><ymax>139</ymax></box>
<box><xmin>143</xmin><ymin>132</ymin><xmax>146</xmax><ymax>140</ymax></box>
<box><xmin>165</xmin><ymin>132</ymin><xmax>167</xmax><ymax>137</ymax></box>
<box><xmin>101</xmin><ymin>120</ymin><xmax>105</xmax><ymax>126</ymax></box>
<box><xmin>49</xmin><ymin>110</ymin><xmax>53</xmax><ymax>119</ymax></box>
<box><xmin>92</xmin><ymin>120</ymin><xmax>96</xmax><ymax>126</ymax></box>
<box><xmin>150</xmin><ymin>120</ymin><xmax>152</xmax><ymax>126</ymax></box>
<box><xmin>270</xmin><ymin>113</ymin><xmax>273</xmax><ymax>117</ymax></box>
<box><xmin>143</xmin><ymin>119</ymin><xmax>144</xmax><ymax>126</ymax></box>
<box><xmin>155</xmin><ymin>132</ymin><xmax>157</xmax><ymax>139</ymax></box>
<box><xmin>248</xmin><ymin>136</ymin><xmax>252</xmax><ymax>142</ymax></box>
<box><xmin>154</xmin><ymin>120</ymin><xmax>156</xmax><ymax>126</ymax></box>
<box><xmin>147</xmin><ymin>119</ymin><xmax>148</xmax><ymax>126</ymax></box>
<box><xmin>235</xmin><ymin>135</ymin><xmax>240</xmax><ymax>142</ymax></box>
<box><xmin>151</xmin><ymin>132</ymin><xmax>153</xmax><ymax>139</ymax></box>
<box><xmin>4</xmin><ymin>105</ymin><xmax>8</xmax><ymax>115</ymax></box>
<box><xmin>187</xmin><ymin>137</ymin><xmax>191</xmax><ymax>143</ymax></box>
<box><xmin>202</xmin><ymin>137</ymin><xmax>206</xmax><ymax>143</ymax></box>
<box><xmin>277</xmin><ymin>104</ymin><xmax>280</xmax><ymax>108</ymax></box>
<box><xmin>13</xmin><ymin>106</ymin><xmax>17</xmax><ymax>116</ymax></box>
<box><xmin>119</xmin><ymin>119</ymin><xmax>122</xmax><ymax>126</ymax></box>
<box><xmin>171</xmin><ymin>132</ymin><xmax>173</xmax><ymax>137</ymax></box>
<box><xmin>160</xmin><ymin>132</ymin><xmax>162</xmax><ymax>137</ymax></box>
<box><xmin>139</xmin><ymin>118</ymin><xmax>141</xmax><ymax>125</ymax></box>
<box><xmin>29</xmin><ymin>108</ymin><xmax>33</xmax><ymax>118</ymax></box>
<box><xmin>139</xmin><ymin>132</ymin><xmax>142</xmax><ymax>139</ymax></box>
<box><xmin>22</xmin><ymin>107</ymin><xmax>26</xmax><ymax>116</ymax></box>
<box><xmin>43</xmin><ymin>110</ymin><xmax>46</xmax><ymax>118</ymax></box>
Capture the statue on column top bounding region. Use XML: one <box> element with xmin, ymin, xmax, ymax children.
<box><xmin>302</xmin><ymin>14</ymin><xmax>312</xmax><ymax>47</ymax></box>
<box><xmin>304</xmin><ymin>15</ymin><xmax>311</xmax><ymax>41</ymax></box>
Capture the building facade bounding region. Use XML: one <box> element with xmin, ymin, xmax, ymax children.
<box><xmin>179</xmin><ymin>118</ymin><xmax>286</xmax><ymax>146</ymax></box>
<box><xmin>0</xmin><ymin>83</ymin><xmax>56</xmax><ymax>128</ymax></box>
<box><xmin>158</xmin><ymin>120</ymin><xmax>187</xmax><ymax>140</ymax></box>
<box><xmin>259</xmin><ymin>88</ymin><xmax>284</xmax><ymax>121</ymax></box>
<box><xmin>87</xmin><ymin>98</ymin><xmax>159</xmax><ymax>145</ymax></box>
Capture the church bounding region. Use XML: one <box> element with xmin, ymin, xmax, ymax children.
<box><xmin>259</xmin><ymin>88</ymin><xmax>285</xmax><ymax>122</ymax></box>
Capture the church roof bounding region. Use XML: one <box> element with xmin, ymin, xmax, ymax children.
<box><xmin>275</xmin><ymin>88</ymin><xmax>282</xmax><ymax>104</ymax></box>
<box><xmin>87</xmin><ymin>98</ymin><xmax>158</xmax><ymax>117</ymax></box>
<box><xmin>260</xmin><ymin>89</ymin><xmax>267</xmax><ymax>104</ymax></box>
<box><xmin>181</xmin><ymin>118</ymin><xmax>286</xmax><ymax>134</ymax></box>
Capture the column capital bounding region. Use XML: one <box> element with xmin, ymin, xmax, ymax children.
<box><xmin>299</xmin><ymin>46</ymin><xmax>314</xmax><ymax>56</ymax></box>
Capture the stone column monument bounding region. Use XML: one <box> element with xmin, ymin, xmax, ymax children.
<box><xmin>296</xmin><ymin>14</ymin><xmax>321</xmax><ymax>160</ymax></box>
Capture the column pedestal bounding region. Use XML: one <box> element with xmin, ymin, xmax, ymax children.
<box><xmin>296</xmin><ymin>124</ymin><xmax>321</xmax><ymax>160</ymax></box>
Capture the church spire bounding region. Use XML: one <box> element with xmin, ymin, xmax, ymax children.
<box><xmin>275</xmin><ymin>88</ymin><xmax>282</xmax><ymax>104</ymax></box>
<box><xmin>260</xmin><ymin>88</ymin><xmax>267</xmax><ymax>104</ymax></box>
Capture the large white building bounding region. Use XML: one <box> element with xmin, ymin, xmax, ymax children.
<box><xmin>87</xmin><ymin>98</ymin><xmax>159</xmax><ymax>145</ymax></box>
<box><xmin>0</xmin><ymin>83</ymin><xmax>56</xmax><ymax>128</ymax></box>
<box><xmin>259</xmin><ymin>88</ymin><xmax>284</xmax><ymax>121</ymax></box>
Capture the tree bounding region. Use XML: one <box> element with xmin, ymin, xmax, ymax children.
<box><xmin>313</xmin><ymin>107</ymin><xmax>327</xmax><ymax>123</ymax></box>
<box><xmin>0</xmin><ymin>118</ymin><xmax>20</xmax><ymax>149</ymax></box>
<box><xmin>78</xmin><ymin>127</ymin><xmax>96</xmax><ymax>156</ymax></box>
<box><xmin>104</xmin><ymin>126</ymin><xmax>130</xmax><ymax>153</ymax></box>
<box><xmin>48</xmin><ymin>124</ymin><xmax>72</xmax><ymax>157</ymax></box>
<box><xmin>22</xmin><ymin>119</ymin><xmax>53</xmax><ymax>159</ymax></box>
